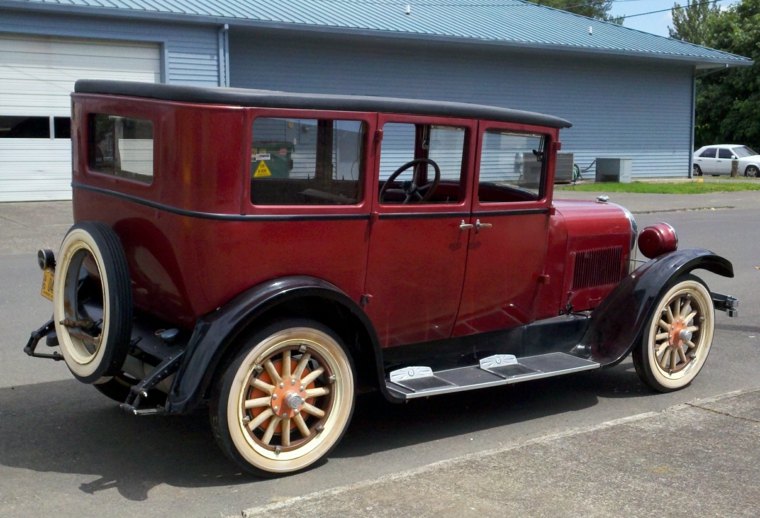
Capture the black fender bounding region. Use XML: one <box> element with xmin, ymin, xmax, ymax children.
<box><xmin>581</xmin><ymin>248</ymin><xmax>733</xmax><ymax>366</ymax></box>
<box><xmin>165</xmin><ymin>275</ymin><xmax>383</xmax><ymax>414</ymax></box>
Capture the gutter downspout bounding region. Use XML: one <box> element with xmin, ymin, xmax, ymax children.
<box><xmin>689</xmin><ymin>66</ymin><xmax>696</xmax><ymax>179</ymax></box>
<box><xmin>218</xmin><ymin>24</ymin><xmax>230</xmax><ymax>87</ymax></box>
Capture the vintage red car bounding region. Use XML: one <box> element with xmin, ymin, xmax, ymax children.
<box><xmin>26</xmin><ymin>80</ymin><xmax>737</xmax><ymax>476</ymax></box>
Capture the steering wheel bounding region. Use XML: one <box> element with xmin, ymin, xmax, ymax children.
<box><xmin>379</xmin><ymin>158</ymin><xmax>441</xmax><ymax>204</ymax></box>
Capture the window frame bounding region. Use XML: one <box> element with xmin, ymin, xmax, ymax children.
<box><xmin>84</xmin><ymin>110</ymin><xmax>157</xmax><ymax>188</ymax></box>
<box><xmin>245</xmin><ymin>108</ymin><xmax>375</xmax><ymax>217</ymax></box>
<box><xmin>372</xmin><ymin>113</ymin><xmax>476</xmax><ymax>216</ymax></box>
<box><xmin>472</xmin><ymin>121</ymin><xmax>558</xmax><ymax>214</ymax></box>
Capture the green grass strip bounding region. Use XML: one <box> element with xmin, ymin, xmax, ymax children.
<box><xmin>557</xmin><ymin>181</ymin><xmax>760</xmax><ymax>194</ymax></box>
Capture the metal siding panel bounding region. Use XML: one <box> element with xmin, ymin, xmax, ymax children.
<box><xmin>231</xmin><ymin>32</ymin><xmax>691</xmax><ymax>178</ymax></box>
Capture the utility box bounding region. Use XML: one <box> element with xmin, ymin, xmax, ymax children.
<box><xmin>554</xmin><ymin>153</ymin><xmax>574</xmax><ymax>183</ymax></box>
<box><xmin>595</xmin><ymin>157</ymin><xmax>632</xmax><ymax>183</ymax></box>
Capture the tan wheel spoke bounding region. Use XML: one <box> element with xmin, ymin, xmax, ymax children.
<box><xmin>685</xmin><ymin>340</ymin><xmax>697</xmax><ymax>352</ymax></box>
<box><xmin>301</xmin><ymin>367</ymin><xmax>325</xmax><ymax>387</ymax></box>
<box><xmin>293</xmin><ymin>353</ymin><xmax>311</xmax><ymax>379</ymax></box>
<box><xmin>248</xmin><ymin>408</ymin><xmax>274</xmax><ymax>431</ymax></box>
<box><xmin>294</xmin><ymin>413</ymin><xmax>311</xmax><ymax>437</ymax></box>
<box><xmin>264</xmin><ymin>360</ymin><xmax>282</xmax><ymax>385</ymax></box>
<box><xmin>670</xmin><ymin>349</ymin><xmax>678</xmax><ymax>371</ymax></box>
<box><xmin>282</xmin><ymin>350</ymin><xmax>291</xmax><ymax>380</ymax></box>
<box><xmin>262</xmin><ymin>416</ymin><xmax>281</xmax><ymax>445</ymax></box>
<box><xmin>302</xmin><ymin>402</ymin><xmax>326</xmax><ymax>418</ymax></box>
<box><xmin>304</xmin><ymin>387</ymin><xmax>330</xmax><ymax>398</ymax></box>
<box><xmin>245</xmin><ymin>396</ymin><xmax>272</xmax><ymax>409</ymax></box>
<box><xmin>683</xmin><ymin>309</ymin><xmax>696</xmax><ymax>324</ymax></box>
<box><xmin>666</xmin><ymin>304</ymin><xmax>675</xmax><ymax>323</ymax></box>
<box><xmin>282</xmin><ymin>419</ymin><xmax>291</xmax><ymax>447</ymax></box>
<box><xmin>251</xmin><ymin>378</ymin><xmax>274</xmax><ymax>394</ymax></box>
<box><xmin>655</xmin><ymin>332</ymin><xmax>669</xmax><ymax>341</ymax></box>
<box><xmin>679</xmin><ymin>300</ymin><xmax>692</xmax><ymax>319</ymax></box>
<box><xmin>658</xmin><ymin>347</ymin><xmax>670</xmax><ymax>369</ymax></box>
<box><xmin>677</xmin><ymin>345</ymin><xmax>688</xmax><ymax>363</ymax></box>
<box><xmin>655</xmin><ymin>341</ymin><xmax>669</xmax><ymax>357</ymax></box>
<box><xmin>686</xmin><ymin>325</ymin><xmax>699</xmax><ymax>333</ymax></box>
<box><xmin>658</xmin><ymin>319</ymin><xmax>671</xmax><ymax>332</ymax></box>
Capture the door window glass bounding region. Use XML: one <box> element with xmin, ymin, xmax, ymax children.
<box><xmin>251</xmin><ymin>117</ymin><xmax>365</xmax><ymax>205</ymax></box>
<box><xmin>479</xmin><ymin>130</ymin><xmax>545</xmax><ymax>203</ymax></box>
<box><xmin>718</xmin><ymin>148</ymin><xmax>734</xmax><ymax>159</ymax></box>
<box><xmin>378</xmin><ymin>123</ymin><xmax>465</xmax><ymax>204</ymax></box>
<box><xmin>699</xmin><ymin>148</ymin><xmax>717</xmax><ymax>158</ymax></box>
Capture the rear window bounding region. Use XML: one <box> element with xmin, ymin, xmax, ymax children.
<box><xmin>250</xmin><ymin>117</ymin><xmax>366</xmax><ymax>205</ymax></box>
<box><xmin>88</xmin><ymin>114</ymin><xmax>154</xmax><ymax>184</ymax></box>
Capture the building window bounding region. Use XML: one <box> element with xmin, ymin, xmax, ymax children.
<box><xmin>251</xmin><ymin>117</ymin><xmax>366</xmax><ymax>205</ymax></box>
<box><xmin>88</xmin><ymin>114</ymin><xmax>154</xmax><ymax>184</ymax></box>
<box><xmin>0</xmin><ymin>116</ymin><xmax>50</xmax><ymax>138</ymax></box>
<box><xmin>54</xmin><ymin>117</ymin><xmax>71</xmax><ymax>139</ymax></box>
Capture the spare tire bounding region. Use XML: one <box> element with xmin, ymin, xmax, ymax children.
<box><xmin>53</xmin><ymin>222</ymin><xmax>133</xmax><ymax>383</ymax></box>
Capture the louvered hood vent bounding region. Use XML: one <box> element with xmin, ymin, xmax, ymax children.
<box><xmin>572</xmin><ymin>247</ymin><xmax>624</xmax><ymax>290</ymax></box>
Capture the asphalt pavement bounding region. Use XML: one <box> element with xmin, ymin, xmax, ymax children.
<box><xmin>2</xmin><ymin>187</ymin><xmax>759</xmax><ymax>517</ymax></box>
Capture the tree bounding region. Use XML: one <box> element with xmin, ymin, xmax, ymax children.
<box><xmin>680</xmin><ymin>0</ymin><xmax>760</xmax><ymax>149</ymax></box>
<box><xmin>528</xmin><ymin>1</ymin><xmax>621</xmax><ymax>22</ymax></box>
<box><xmin>669</xmin><ymin>1</ymin><xmax>720</xmax><ymax>46</ymax></box>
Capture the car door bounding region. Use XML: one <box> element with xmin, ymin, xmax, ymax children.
<box><xmin>695</xmin><ymin>147</ymin><xmax>718</xmax><ymax>174</ymax></box>
<box><xmin>453</xmin><ymin>122</ymin><xmax>555</xmax><ymax>337</ymax></box>
<box><xmin>363</xmin><ymin>115</ymin><xmax>475</xmax><ymax>347</ymax></box>
<box><xmin>716</xmin><ymin>147</ymin><xmax>735</xmax><ymax>175</ymax></box>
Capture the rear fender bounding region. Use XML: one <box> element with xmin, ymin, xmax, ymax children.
<box><xmin>581</xmin><ymin>248</ymin><xmax>733</xmax><ymax>365</ymax></box>
<box><xmin>165</xmin><ymin>276</ymin><xmax>382</xmax><ymax>413</ymax></box>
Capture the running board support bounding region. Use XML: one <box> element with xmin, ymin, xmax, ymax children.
<box><xmin>386</xmin><ymin>352</ymin><xmax>599</xmax><ymax>400</ymax></box>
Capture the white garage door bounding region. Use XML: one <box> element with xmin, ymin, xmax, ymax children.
<box><xmin>0</xmin><ymin>34</ymin><xmax>160</xmax><ymax>202</ymax></box>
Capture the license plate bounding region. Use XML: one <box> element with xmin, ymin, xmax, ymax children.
<box><xmin>40</xmin><ymin>268</ymin><xmax>55</xmax><ymax>301</ymax></box>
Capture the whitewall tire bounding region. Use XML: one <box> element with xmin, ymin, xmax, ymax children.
<box><xmin>53</xmin><ymin>222</ymin><xmax>133</xmax><ymax>383</ymax></box>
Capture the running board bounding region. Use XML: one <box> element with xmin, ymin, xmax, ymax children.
<box><xmin>386</xmin><ymin>352</ymin><xmax>599</xmax><ymax>400</ymax></box>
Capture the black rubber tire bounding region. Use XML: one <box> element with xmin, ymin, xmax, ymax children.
<box><xmin>745</xmin><ymin>166</ymin><xmax>759</xmax><ymax>178</ymax></box>
<box><xmin>53</xmin><ymin>221</ymin><xmax>133</xmax><ymax>383</ymax></box>
<box><xmin>632</xmin><ymin>275</ymin><xmax>714</xmax><ymax>393</ymax></box>
<box><xmin>210</xmin><ymin>319</ymin><xmax>355</xmax><ymax>477</ymax></box>
<box><xmin>693</xmin><ymin>165</ymin><xmax>702</xmax><ymax>176</ymax></box>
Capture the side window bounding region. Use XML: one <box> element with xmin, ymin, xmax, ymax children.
<box><xmin>479</xmin><ymin>130</ymin><xmax>545</xmax><ymax>203</ymax></box>
<box><xmin>718</xmin><ymin>148</ymin><xmax>733</xmax><ymax>159</ymax></box>
<box><xmin>378</xmin><ymin>123</ymin><xmax>465</xmax><ymax>204</ymax></box>
<box><xmin>251</xmin><ymin>117</ymin><xmax>365</xmax><ymax>205</ymax></box>
<box><xmin>700</xmin><ymin>148</ymin><xmax>717</xmax><ymax>158</ymax></box>
<box><xmin>88</xmin><ymin>114</ymin><xmax>154</xmax><ymax>184</ymax></box>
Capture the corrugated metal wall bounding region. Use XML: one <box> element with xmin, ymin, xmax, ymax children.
<box><xmin>0</xmin><ymin>10</ymin><xmax>221</xmax><ymax>86</ymax></box>
<box><xmin>230</xmin><ymin>30</ymin><xmax>693</xmax><ymax>179</ymax></box>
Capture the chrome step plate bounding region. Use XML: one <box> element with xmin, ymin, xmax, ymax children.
<box><xmin>386</xmin><ymin>352</ymin><xmax>599</xmax><ymax>399</ymax></box>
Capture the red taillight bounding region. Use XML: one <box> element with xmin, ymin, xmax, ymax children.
<box><xmin>638</xmin><ymin>223</ymin><xmax>678</xmax><ymax>259</ymax></box>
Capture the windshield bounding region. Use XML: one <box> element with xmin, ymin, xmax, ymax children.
<box><xmin>734</xmin><ymin>146</ymin><xmax>758</xmax><ymax>158</ymax></box>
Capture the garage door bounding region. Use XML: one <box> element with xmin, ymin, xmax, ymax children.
<box><xmin>0</xmin><ymin>34</ymin><xmax>160</xmax><ymax>202</ymax></box>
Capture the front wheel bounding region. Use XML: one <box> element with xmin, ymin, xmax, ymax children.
<box><xmin>745</xmin><ymin>165</ymin><xmax>759</xmax><ymax>178</ymax></box>
<box><xmin>632</xmin><ymin>275</ymin><xmax>715</xmax><ymax>392</ymax></box>
<box><xmin>210</xmin><ymin>320</ymin><xmax>355</xmax><ymax>476</ymax></box>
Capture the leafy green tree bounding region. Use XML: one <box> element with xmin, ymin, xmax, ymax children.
<box><xmin>528</xmin><ymin>1</ymin><xmax>620</xmax><ymax>22</ymax></box>
<box><xmin>669</xmin><ymin>1</ymin><xmax>720</xmax><ymax>45</ymax></box>
<box><xmin>683</xmin><ymin>0</ymin><xmax>760</xmax><ymax>149</ymax></box>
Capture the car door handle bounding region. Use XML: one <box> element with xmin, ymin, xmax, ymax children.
<box><xmin>459</xmin><ymin>220</ymin><xmax>474</xmax><ymax>231</ymax></box>
<box><xmin>475</xmin><ymin>219</ymin><xmax>493</xmax><ymax>232</ymax></box>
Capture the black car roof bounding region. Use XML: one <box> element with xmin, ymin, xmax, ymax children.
<box><xmin>74</xmin><ymin>80</ymin><xmax>572</xmax><ymax>129</ymax></box>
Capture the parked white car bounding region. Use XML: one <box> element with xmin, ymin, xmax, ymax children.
<box><xmin>693</xmin><ymin>144</ymin><xmax>760</xmax><ymax>177</ymax></box>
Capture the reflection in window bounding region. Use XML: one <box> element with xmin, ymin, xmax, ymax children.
<box><xmin>479</xmin><ymin>130</ymin><xmax>545</xmax><ymax>203</ymax></box>
<box><xmin>88</xmin><ymin>114</ymin><xmax>154</xmax><ymax>184</ymax></box>
<box><xmin>251</xmin><ymin>117</ymin><xmax>365</xmax><ymax>205</ymax></box>
<box><xmin>378</xmin><ymin>123</ymin><xmax>465</xmax><ymax>203</ymax></box>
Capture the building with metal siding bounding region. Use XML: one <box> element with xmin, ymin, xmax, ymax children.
<box><xmin>0</xmin><ymin>0</ymin><xmax>751</xmax><ymax>201</ymax></box>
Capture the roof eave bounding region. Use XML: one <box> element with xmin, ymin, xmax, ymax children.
<box><xmin>0</xmin><ymin>0</ymin><xmax>750</xmax><ymax>69</ymax></box>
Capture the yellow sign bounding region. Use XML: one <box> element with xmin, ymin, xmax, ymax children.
<box><xmin>254</xmin><ymin>161</ymin><xmax>272</xmax><ymax>178</ymax></box>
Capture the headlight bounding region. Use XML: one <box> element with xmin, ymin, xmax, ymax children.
<box><xmin>638</xmin><ymin>223</ymin><xmax>678</xmax><ymax>259</ymax></box>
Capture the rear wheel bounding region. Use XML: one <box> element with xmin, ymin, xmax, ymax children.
<box><xmin>211</xmin><ymin>320</ymin><xmax>355</xmax><ymax>476</ymax></box>
<box><xmin>692</xmin><ymin>164</ymin><xmax>702</xmax><ymax>176</ymax></box>
<box><xmin>53</xmin><ymin>222</ymin><xmax>133</xmax><ymax>383</ymax></box>
<box><xmin>633</xmin><ymin>275</ymin><xmax>714</xmax><ymax>392</ymax></box>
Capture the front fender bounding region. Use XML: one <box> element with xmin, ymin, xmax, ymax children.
<box><xmin>581</xmin><ymin>248</ymin><xmax>733</xmax><ymax>366</ymax></box>
<box><xmin>165</xmin><ymin>275</ymin><xmax>380</xmax><ymax>413</ymax></box>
